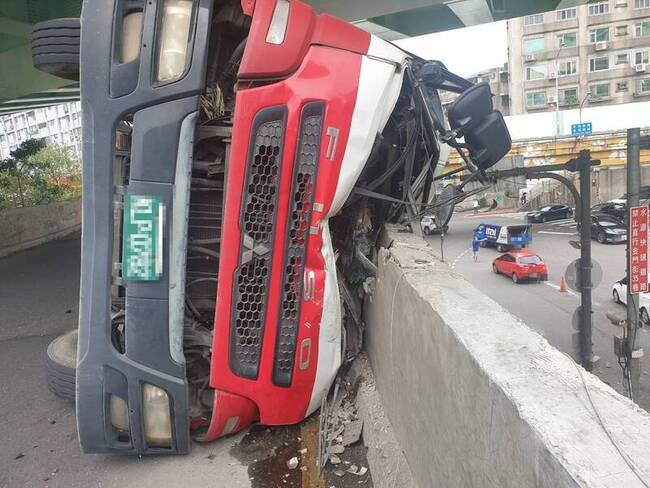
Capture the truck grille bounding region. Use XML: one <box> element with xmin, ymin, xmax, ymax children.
<box><xmin>273</xmin><ymin>103</ymin><xmax>323</xmax><ymax>386</ymax></box>
<box><xmin>230</xmin><ymin>108</ymin><xmax>286</xmax><ymax>379</ymax></box>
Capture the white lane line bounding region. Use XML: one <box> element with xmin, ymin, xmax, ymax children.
<box><xmin>537</xmin><ymin>231</ymin><xmax>577</xmax><ymax>235</ymax></box>
<box><xmin>450</xmin><ymin>248</ymin><xmax>471</xmax><ymax>269</ymax></box>
<box><xmin>543</xmin><ymin>281</ymin><xmax>602</xmax><ymax>307</ymax></box>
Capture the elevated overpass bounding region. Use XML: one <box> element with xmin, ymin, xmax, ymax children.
<box><xmin>0</xmin><ymin>0</ymin><xmax>585</xmax><ymax>114</ymax></box>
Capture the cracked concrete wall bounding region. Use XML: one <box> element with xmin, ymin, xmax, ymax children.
<box><xmin>0</xmin><ymin>198</ymin><xmax>81</xmax><ymax>257</ymax></box>
<box><xmin>364</xmin><ymin>227</ymin><xmax>650</xmax><ymax>488</ymax></box>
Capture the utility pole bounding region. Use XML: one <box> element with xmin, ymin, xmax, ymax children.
<box><xmin>578</xmin><ymin>149</ymin><xmax>594</xmax><ymax>371</ymax></box>
<box><xmin>626</xmin><ymin>128</ymin><xmax>642</xmax><ymax>399</ymax></box>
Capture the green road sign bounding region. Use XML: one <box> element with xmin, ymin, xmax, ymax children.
<box><xmin>122</xmin><ymin>195</ymin><xmax>164</xmax><ymax>281</ymax></box>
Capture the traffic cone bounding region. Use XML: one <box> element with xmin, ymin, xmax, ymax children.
<box><xmin>559</xmin><ymin>277</ymin><xmax>568</xmax><ymax>293</ymax></box>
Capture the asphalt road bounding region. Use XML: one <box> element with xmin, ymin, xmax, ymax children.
<box><xmin>0</xmin><ymin>236</ymin><xmax>372</xmax><ymax>488</ymax></box>
<box><xmin>426</xmin><ymin>210</ymin><xmax>650</xmax><ymax>410</ymax></box>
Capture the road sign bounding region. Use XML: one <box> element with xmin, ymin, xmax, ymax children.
<box><xmin>571</xmin><ymin>122</ymin><xmax>592</xmax><ymax>137</ymax></box>
<box><xmin>629</xmin><ymin>205</ymin><xmax>649</xmax><ymax>294</ymax></box>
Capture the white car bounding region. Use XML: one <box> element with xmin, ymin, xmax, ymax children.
<box><xmin>612</xmin><ymin>277</ymin><xmax>650</xmax><ymax>326</ymax></box>
<box><xmin>421</xmin><ymin>215</ymin><xmax>448</xmax><ymax>235</ymax></box>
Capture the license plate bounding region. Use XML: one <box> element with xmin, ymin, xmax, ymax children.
<box><xmin>529</xmin><ymin>273</ymin><xmax>539</xmax><ymax>278</ymax></box>
<box><xmin>122</xmin><ymin>195</ymin><xmax>164</xmax><ymax>281</ymax></box>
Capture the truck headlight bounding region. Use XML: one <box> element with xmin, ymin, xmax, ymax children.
<box><xmin>143</xmin><ymin>384</ymin><xmax>172</xmax><ymax>446</ymax></box>
<box><xmin>109</xmin><ymin>395</ymin><xmax>129</xmax><ymax>432</ymax></box>
<box><xmin>156</xmin><ymin>0</ymin><xmax>193</xmax><ymax>82</ymax></box>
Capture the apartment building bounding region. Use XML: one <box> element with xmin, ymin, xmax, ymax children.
<box><xmin>0</xmin><ymin>102</ymin><xmax>82</xmax><ymax>159</ymax></box>
<box><xmin>508</xmin><ymin>0</ymin><xmax>650</xmax><ymax>115</ymax></box>
<box><xmin>440</xmin><ymin>63</ymin><xmax>511</xmax><ymax>115</ymax></box>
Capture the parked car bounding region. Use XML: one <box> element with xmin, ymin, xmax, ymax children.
<box><xmin>588</xmin><ymin>214</ymin><xmax>627</xmax><ymax>243</ymax></box>
<box><xmin>492</xmin><ymin>250</ymin><xmax>548</xmax><ymax>283</ymax></box>
<box><xmin>612</xmin><ymin>277</ymin><xmax>650</xmax><ymax>326</ymax></box>
<box><xmin>475</xmin><ymin>223</ymin><xmax>532</xmax><ymax>252</ymax></box>
<box><xmin>526</xmin><ymin>204</ymin><xmax>573</xmax><ymax>223</ymax></box>
<box><xmin>591</xmin><ymin>202</ymin><xmax>627</xmax><ymax>222</ymax></box>
<box><xmin>421</xmin><ymin>215</ymin><xmax>448</xmax><ymax>235</ymax></box>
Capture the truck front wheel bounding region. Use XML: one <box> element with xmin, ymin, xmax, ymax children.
<box><xmin>46</xmin><ymin>329</ymin><xmax>77</xmax><ymax>402</ymax></box>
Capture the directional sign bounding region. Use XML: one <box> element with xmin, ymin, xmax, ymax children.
<box><xmin>571</xmin><ymin>122</ymin><xmax>592</xmax><ymax>137</ymax></box>
<box><xmin>629</xmin><ymin>205</ymin><xmax>649</xmax><ymax>294</ymax></box>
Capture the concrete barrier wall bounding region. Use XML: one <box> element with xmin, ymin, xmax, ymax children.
<box><xmin>0</xmin><ymin>198</ymin><xmax>81</xmax><ymax>257</ymax></box>
<box><xmin>364</xmin><ymin>227</ymin><xmax>650</xmax><ymax>488</ymax></box>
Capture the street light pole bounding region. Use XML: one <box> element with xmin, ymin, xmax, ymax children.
<box><xmin>626</xmin><ymin>128</ymin><xmax>642</xmax><ymax>400</ymax></box>
<box><xmin>578</xmin><ymin>150</ymin><xmax>594</xmax><ymax>371</ymax></box>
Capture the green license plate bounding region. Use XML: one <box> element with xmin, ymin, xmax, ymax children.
<box><xmin>122</xmin><ymin>195</ymin><xmax>164</xmax><ymax>281</ymax></box>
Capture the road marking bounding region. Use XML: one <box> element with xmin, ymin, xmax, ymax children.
<box><xmin>451</xmin><ymin>248</ymin><xmax>470</xmax><ymax>269</ymax></box>
<box><xmin>544</xmin><ymin>281</ymin><xmax>602</xmax><ymax>306</ymax></box>
<box><xmin>537</xmin><ymin>231</ymin><xmax>577</xmax><ymax>235</ymax></box>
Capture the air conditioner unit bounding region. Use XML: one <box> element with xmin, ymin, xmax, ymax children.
<box><xmin>549</xmin><ymin>71</ymin><xmax>557</xmax><ymax>79</ymax></box>
<box><xmin>524</xmin><ymin>54</ymin><xmax>536</xmax><ymax>62</ymax></box>
<box><xmin>636</xmin><ymin>64</ymin><xmax>647</xmax><ymax>72</ymax></box>
<box><xmin>595</xmin><ymin>41</ymin><xmax>608</xmax><ymax>51</ymax></box>
<box><xmin>548</xmin><ymin>95</ymin><xmax>557</xmax><ymax>104</ymax></box>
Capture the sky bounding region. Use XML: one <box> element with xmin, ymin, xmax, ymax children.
<box><xmin>395</xmin><ymin>20</ymin><xmax>508</xmax><ymax>77</ymax></box>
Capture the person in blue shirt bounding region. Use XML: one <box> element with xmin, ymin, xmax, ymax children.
<box><xmin>471</xmin><ymin>231</ymin><xmax>485</xmax><ymax>262</ymax></box>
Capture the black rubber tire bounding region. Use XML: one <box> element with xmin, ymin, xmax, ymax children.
<box><xmin>46</xmin><ymin>330</ymin><xmax>77</xmax><ymax>402</ymax></box>
<box><xmin>31</xmin><ymin>18</ymin><xmax>80</xmax><ymax>81</ymax></box>
<box><xmin>512</xmin><ymin>273</ymin><xmax>519</xmax><ymax>284</ymax></box>
<box><xmin>493</xmin><ymin>264</ymin><xmax>499</xmax><ymax>274</ymax></box>
<box><xmin>542</xmin><ymin>216</ymin><xmax>547</xmax><ymax>223</ymax></box>
<box><xmin>479</xmin><ymin>241</ymin><xmax>487</xmax><ymax>248</ymax></box>
<box><xmin>496</xmin><ymin>244</ymin><xmax>506</xmax><ymax>252</ymax></box>
<box><xmin>597</xmin><ymin>231</ymin><xmax>606</xmax><ymax>244</ymax></box>
<box><xmin>32</xmin><ymin>36</ymin><xmax>80</xmax><ymax>48</ymax></box>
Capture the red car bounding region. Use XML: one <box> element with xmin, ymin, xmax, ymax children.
<box><xmin>492</xmin><ymin>250</ymin><xmax>548</xmax><ymax>283</ymax></box>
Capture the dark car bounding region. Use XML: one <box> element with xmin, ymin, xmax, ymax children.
<box><xmin>526</xmin><ymin>204</ymin><xmax>573</xmax><ymax>223</ymax></box>
<box><xmin>589</xmin><ymin>214</ymin><xmax>627</xmax><ymax>243</ymax></box>
<box><xmin>591</xmin><ymin>202</ymin><xmax>627</xmax><ymax>222</ymax></box>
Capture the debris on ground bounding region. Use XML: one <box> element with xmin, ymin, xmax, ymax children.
<box><xmin>286</xmin><ymin>457</ymin><xmax>299</xmax><ymax>470</ymax></box>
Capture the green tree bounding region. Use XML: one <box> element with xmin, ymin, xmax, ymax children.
<box><xmin>0</xmin><ymin>139</ymin><xmax>81</xmax><ymax>208</ymax></box>
<box><xmin>0</xmin><ymin>138</ymin><xmax>46</xmax><ymax>207</ymax></box>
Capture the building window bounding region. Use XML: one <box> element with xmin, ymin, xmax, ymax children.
<box><xmin>589</xmin><ymin>27</ymin><xmax>610</xmax><ymax>43</ymax></box>
<box><xmin>616</xmin><ymin>25</ymin><xmax>629</xmax><ymax>36</ymax></box>
<box><xmin>524</xmin><ymin>13</ymin><xmax>544</xmax><ymax>26</ymax></box>
<box><xmin>556</xmin><ymin>7</ymin><xmax>577</xmax><ymax>20</ymax></box>
<box><xmin>637</xmin><ymin>78</ymin><xmax>650</xmax><ymax>93</ymax></box>
<box><xmin>558</xmin><ymin>59</ymin><xmax>578</xmax><ymax>76</ymax></box>
<box><xmin>560</xmin><ymin>87</ymin><xmax>579</xmax><ymax>105</ymax></box>
<box><xmin>590</xmin><ymin>56</ymin><xmax>610</xmax><ymax>71</ymax></box>
<box><xmin>616</xmin><ymin>53</ymin><xmax>630</xmax><ymax>65</ymax></box>
<box><xmin>635</xmin><ymin>50</ymin><xmax>650</xmax><ymax>65</ymax></box>
<box><xmin>635</xmin><ymin>0</ymin><xmax>650</xmax><ymax>8</ymax></box>
<box><xmin>525</xmin><ymin>63</ymin><xmax>547</xmax><ymax>80</ymax></box>
<box><xmin>591</xmin><ymin>83</ymin><xmax>610</xmax><ymax>99</ymax></box>
<box><xmin>526</xmin><ymin>91</ymin><xmax>547</xmax><ymax>107</ymax></box>
<box><xmin>557</xmin><ymin>32</ymin><xmax>577</xmax><ymax>47</ymax></box>
<box><xmin>589</xmin><ymin>1</ymin><xmax>610</xmax><ymax>15</ymax></box>
<box><xmin>636</xmin><ymin>21</ymin><xmax>650</xmax><ymax>36</ymax></box>
<box><xmin>523</xmin><ymin>37</ymin><xmax>545</xmax><ymax>54</ymax></box>
<box><xmin>617</xmin><ymin>81</ymin><xmax>629</xmax><ymax>92</ymax></box>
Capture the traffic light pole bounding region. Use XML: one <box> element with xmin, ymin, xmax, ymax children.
<box><xmin>578</xmin><ymin>150</ymin><xmax>594</xmax><ymax>371</ymax></box>
<box><xmin>480</xmin><ymin>151</ymin><xmax>600</xmax><ymax>370</ymax></box>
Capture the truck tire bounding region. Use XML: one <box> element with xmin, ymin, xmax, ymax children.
<box><xmin>31</xmin><ymin>18</ymin><xmax>80</xmax><ymax>81</ymax></box>
<box><xmin>46</xmin><ymin>329</ymin><xmax>77</xmax><ymax>402</ymax></box>
<box><xmin>496</xmin><ymin>244</ymin><xmax>506</xmax><ymax>252</ymax></box>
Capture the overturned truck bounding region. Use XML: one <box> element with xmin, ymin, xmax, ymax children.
<box><xmin>35</xmin><ymin>0</ymin><xmax>511</xmax><ymax>454</ymax></box>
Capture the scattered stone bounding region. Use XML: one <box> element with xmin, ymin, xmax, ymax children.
<box><xmin>327</xmin><ymin>444</ymin><xmax>345</xmax><ymax>455</ymax></box>
<box><xmin>357</xmin><ymin>467</ymin><xmax>368</xmax><ymax>476</ymax></box>
<box><xmin>329</xmin><ymin>454</ymin><xmax>341</xmax><ymax>465</ymax></box>
<box><xmin>334</xmin><ymin>470</ymin><xmax>346</xmax><ymax>477</ymax></box>
<box><xmin>43</xmin><ymin>478</ymin><xmax>50</xmax><ymax>482</ymax></box>
<box><xmin>15</xmin><ymin>453</ymin><xmax>24</xmax><ymax>460</ymax></box>
<box><xmin>33</xmin><ymin>445</ymin><xmax>38</xmax><ymax>449</ymax></box>
<box><xmin>605</xmin><ymin>362</ymin><xmax>612</xmax><ymax>368</ymax></box>
<box><xmin>343</xmin><ymin>419</ymin><xmax>363</xmax><ymax>446</ymax></box>
<box><xmin>348</xmin><ymin>464</ymin><xmax>359</xmax><ymax>474</ymax></box>
<box><xmin>48</xmin><ymin>419</ymin><xmax>56</xmax><ymax>425</ymax></box>
<box><xmin>65</xmin><ymin>309</ymin><xmax>72</xmax><ymax>314</ymax></box>
<box><xmin>206</xmin><ymin>454</ymin><xmax>216</xmax><ymax>460</ymax></box>
<box><xmin>300</xmin><ymin>466</ymin><xmax>307</xmax><ymax>472</ymax></box>
<box><xmin>287</xmin><ymin>457</ymin><xmax>299</xmax><ymax>469</ymax></box>
<box><xmin>298</xmin><ymin>448</ymin><xmax>307</xmax><ymax>455</ymax></box>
